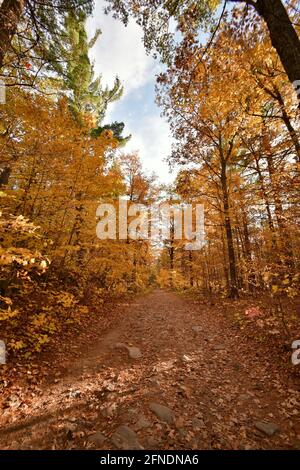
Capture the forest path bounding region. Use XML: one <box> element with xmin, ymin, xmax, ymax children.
<box><xmin>0</xmin><ymin>289</ymin><xmax>299</xmax><ymax>450</ymax></box>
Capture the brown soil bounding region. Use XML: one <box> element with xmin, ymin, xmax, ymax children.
<box><xmin>0</xmin><ymin>289</ymin><xmax>299</xmax><ymax>450</ymax></box>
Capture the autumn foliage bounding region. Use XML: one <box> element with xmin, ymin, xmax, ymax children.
<box><xmin>0</xmin><ymin>90</ymin><xmax>153</xmax><ymax>357</ymax></box>
<box><xmin>0</xmin><ymin>2</ymin><xmax>299</xmax><ymax>361</ymax></box>
<box><xmin>156</xmin><ymin>7</ymin><xmax>299</xmax><ymax>339</ymax></box>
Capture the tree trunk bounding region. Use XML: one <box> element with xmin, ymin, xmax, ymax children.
<box><xmin>251</xmin><ymin>149</ymin><xmax>275</xmax><ymax>233</ymax></box>
<box><xmin>220</xmin><ymin>160</ymin><xmax>239</xmax><ymax>298</ymax></box>
<box><xmin>254</xmin><ymin>0</ymin><xmax>300</xmax><ymax>99</ymax></box>
<box><xmin>262</xmin><ymin>125</ymin><xmax>295</xmax><ymax>269</ymax></box>
<box><xmin>265</xmin><ymin>153</ymin><xmax>284</xmax><ymax>232</ymax></box>
<box><xmin>0</xmin><ymin>0</ymin><xmax>25</xmax><ymax>70</ymax></box>
<box><xmin>272</xmin><ymin>85</ymin><xmax>300</xmax><ymax>162</ymax></box>
<box><xmin>279</xmin><ymin>103</ymin><xmax>300</xmax><ymax>162</ymax></box>
<box><xmin>0</xmin><ymin>166</ymin><xmax>11</xmax><ymax>186</ymax></box>
<box><xmin>234</xmin><ymin>225</ymin><xmax>244</xmax><ymax>289</ymax></box>
<box><xmin>188</xmin><ymin>250</ymin><xmax>194</xmax><ymax>287</ymax></box>
<box><xmin>242</xmin><ymin>211</ymin><xmax>251</xmax><ymax>260</ymax></box>
<box><xmin>221</xmin><ymin>226</ymin><xmax>230</xmax><ymax>293</ymax></box>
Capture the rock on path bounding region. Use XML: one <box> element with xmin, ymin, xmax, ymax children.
<box><xmin>149</xmin><ymin>403</ymin><xmax>175</xmax><ymax>424</ymax></box>
<box><xmin>114</xmin><ymin>343</ymin><xmax>142</xmax><ymax>359</ymax></box>
<box><xmin>112</xmin><ymin>425</ymin><xmax>143</xmax><ymax>450</ymax></box>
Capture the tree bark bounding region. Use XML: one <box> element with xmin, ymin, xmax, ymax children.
<box><xmin>254</xmin><ymin>0</ymin><xmax>300</xmax><ymax>96</ymax></box>
<box><xmin>230</xmin><ymin>0</ymin><xmax>300</xmax><ymax>100</ymax></box>
<box><xmin>252</xmin><ymin>152</ymin><xmax>275</xmax><ymax>232</ymax></box>
<box><xmin>188</xmin><ymin>250</ymin><xmax>194</xmax><ymax>287</ymax></box>
<box><xmin>0</xmin><ymin>0</ymin><xmax>25</xmax><ymax>70</ymax></box>
<box><xmin>0</xmin><ymin>166</ymin><xmax>11</xmax><ymax>186</ymax></box>
<box><xmin>220</xmin><ymin>159</ymin><xmax>239</xmax><ymax>298</ymax></box>
<box><xmin>273</xmin><ymin>88</ymin><xmax>300</xmax><ymax>162</ymax></box>
<box><xmin>221</xmin><ymin>226</ymin><xmax>230</xmax><ymax>292</ymax></box>
<box><xmin>254</xmin><ymin>77</ymin><xmax>300</xmax><ymax>162</ymax></box>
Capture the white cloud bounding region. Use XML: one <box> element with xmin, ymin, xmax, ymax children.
<box><xmin>86</xmin><ymin>1</ymin><xmax>176</xmax><ymax>184</ymax></box>
<box><xmin>87</xmin><ymin>1</ymin><xmax>157</xmax><ymax>96</ymax></box>
<box><xmin>124</xmin><ymin>116</ymin><xmax>174</xmax><ymax>183</ymax></box>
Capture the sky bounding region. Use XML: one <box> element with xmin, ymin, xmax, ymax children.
<box><xmin>86</xmin><ymin>1</ymin><xmax>175</xmax><ymax>184</ymax></box>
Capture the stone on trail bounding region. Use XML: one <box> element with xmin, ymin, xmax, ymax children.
<box><xmin>192</xmin><ymin>326</ymin><xmax>203</xmax><ymax>333</ymax></box>
<box><xmin>112</xmin><ymin>425</ymin><xmax>143</xmax><ymax>450</ymax></box>
<box><xmin>66</xmin><ymin>389</ymin><xmax>81</xmax><ymax>399</ymax></box>
<box><xmin>153</xmin><ymin>360</ymin><xmax>175</xmax><ymax>373</ymax></box>
<box><xmin>182</xmin><ymin>354</ymin><xmax>193</xmax><ymax>363</ymax></box>
<box><xmin>6</xmin><ymin>394</ymin><xmax>22</xmax><ymax>409</ymax></box>
<box><xmin>134</xmin><ymin>414</ymin><xmax>151</xmax><ymax>431</ymax></box>
<box><xmin>213</xmin><ymin>345</ymin><xmax>226</xmax><ymax>351</ymax></box>
<box><xmin>114</xmin><ymin>342</ymin><xmax>142</xmax><ymax>359</ymax></box>
<box><xmin>239</xmin><ymin>394</ymin><xmax>251</xmax><ymax>401</ymax></box>
<box><xmin>146</xmin><ymin>436</ymin><xmax>160</xmax><ymax>448</ymax></box>
<box><xmin>254</xmin><ymin>421</ymin><xmax>280</xmax><ymax>436</ymax></box>
<box><xmin>64</xmin><ymin>421</ymin><xmax>78</xmax><ymax>433</ymax></box>
<box><xmin>102</xmin><ymin>380</ymin><xmax>116</xmax><ymax>392</ymax></box>
<box><xmin>192</xmin><ymin>417</ymin><xmax>206</xmax><ymax>430</ymax></box>
<box><xmin>127</xmin><ymin>346</ymin><xmax>142</xmax><ymax>359</ymax></box>
<box><xmin>87</xmin><ymin>431</ymin><xmax>106</xmax><ymax>446</ymax></box>
<box><xmin>149</xmin><ymin>402</ymin><xmax>174</xmax><ymax>424</ymax></box>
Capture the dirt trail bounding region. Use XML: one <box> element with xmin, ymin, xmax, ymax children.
<box><xmin>0</xmin><ymin>289</ymin><xmax>299</xmax><ymax>450</ymax></box>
